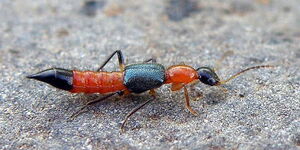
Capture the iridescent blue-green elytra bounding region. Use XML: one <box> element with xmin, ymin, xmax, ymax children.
<box><xmin>123</xmin><ymin>63</ymin><xmax>165</xmax><ymax>93</ymax></box>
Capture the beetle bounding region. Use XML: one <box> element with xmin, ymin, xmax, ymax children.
<box><xmin>27</xmin><ymin>50</ymin><xmax>273</xmax><ymax>130</ymax></box>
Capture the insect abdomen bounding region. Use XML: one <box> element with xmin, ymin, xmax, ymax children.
<box><xmin>70</xmin><ymin>71</ymin><xmax>126</xmax><ymax>94</ymax></box>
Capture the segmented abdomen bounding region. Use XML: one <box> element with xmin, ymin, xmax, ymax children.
<box><xmin>70</xmin><ymin>71</ymin><xmax>126</xmax><ymax>94</ymax></box>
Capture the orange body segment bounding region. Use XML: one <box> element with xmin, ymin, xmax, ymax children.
<box><xmin>70</xmin><ymin>71</ymin><xmax>127</xmax><ymax>94</ymax></box>
<box><xmin>165</xmin><ymin>65</ymin><xmax>199</xmax><ymax>84</ymax></box>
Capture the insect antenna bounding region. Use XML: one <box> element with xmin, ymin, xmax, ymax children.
<box><xmin>219</xmin><ymin>65</ymin><xmax>275</xmax><ymax>85</ymax></box>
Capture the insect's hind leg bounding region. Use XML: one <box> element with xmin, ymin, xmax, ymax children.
<box><xmin>68</xmin><ymin>92</ymin><xmax>118</xmax><ymax>121</ymax></box>
<box><xmin>96</xmin><ymin>50</ymin><xmax>125</xmax><ymax>72</ymax></box>
<box><xmin>120</xmin><ymin>89</ymin><xmax>156</xmax><ymax>132</ymax></box>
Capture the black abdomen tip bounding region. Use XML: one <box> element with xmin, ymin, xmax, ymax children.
<box><xmin>27</xmin><ymin>68</ymin><xmax>73</xmax><ymax>91</ymax></box>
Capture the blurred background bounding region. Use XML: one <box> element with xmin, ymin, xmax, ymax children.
<box><xmin>0</xmin><ymin>0</ymin><xmax>299</xmax><ymax>149</ymax></box>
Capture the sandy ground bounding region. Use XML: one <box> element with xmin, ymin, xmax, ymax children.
<box><xmin>0</xmin><ymin>0</ymin><xmax>299</xmax><ymax>149</ymax></box>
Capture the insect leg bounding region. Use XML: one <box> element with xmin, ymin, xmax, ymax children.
<box><xmin>121</xmin><ymin>90</ymin><xmax>156</xmax><ymax>132</ymax></box>
<box><xmin>183</xmin><ymin>86</ymin><xmax>198</xmax><ymax>115</ymax></box>
<box><xmin>68</xmin><ymin>92</ymin><xmax>118</xmax><ymax>120</ymax></box>
<box><xmin>143</xmin><ymin>58</ymin><xmax>157</xmax><ymax>63</ymax></box>
<box><xmin>96</xmin><ymin>50</ymin><xmax>125</xmax><ymax>72</ymax></box>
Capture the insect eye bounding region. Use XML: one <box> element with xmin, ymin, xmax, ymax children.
<box><xmin>207</xmin><ymin>78</ymin><xmax>216</xmax><ymax>85</ymax></box>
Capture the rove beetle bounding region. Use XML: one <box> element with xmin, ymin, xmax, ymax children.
<box><xmin>27</xmin><ymin>50</ymin><xmax>273</xmax><ymax>130</ymax></box>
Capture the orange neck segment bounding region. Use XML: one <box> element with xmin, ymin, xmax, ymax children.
<box><xmin>165</xmin><ymin>65</ymin><xmax>199</xmax><ymax>84</ymax></box>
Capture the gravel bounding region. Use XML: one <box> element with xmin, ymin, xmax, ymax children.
<box><xmin>0</xmin><ymin>0</ymin><xmax>299</xmax><ymax>149</ymax></box>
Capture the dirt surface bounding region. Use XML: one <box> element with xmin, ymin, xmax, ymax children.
<box><xmin>1</xmin><ymin>0</ymin><xmax>299</xmax><ymax>149</ymax></box>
